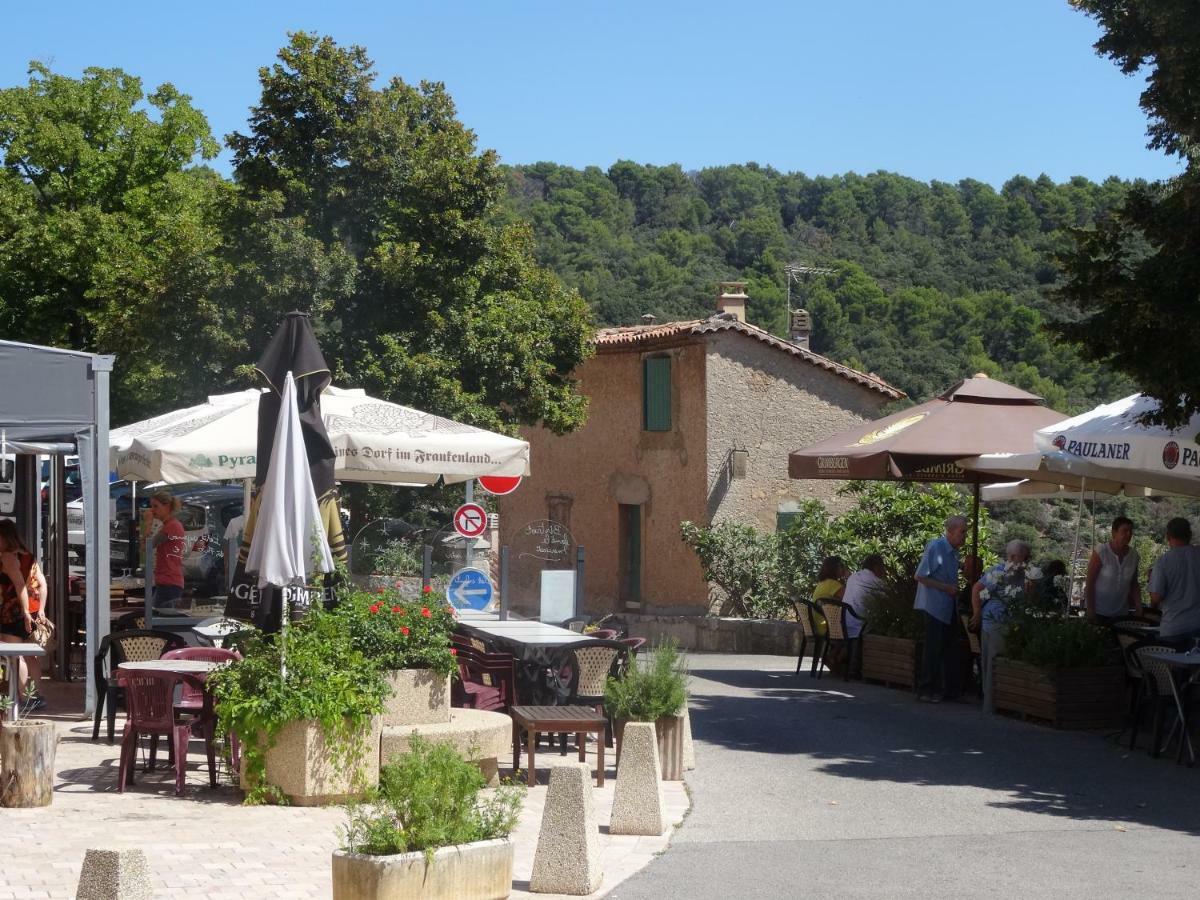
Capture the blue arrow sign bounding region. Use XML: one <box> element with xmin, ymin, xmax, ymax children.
<box><xmin>448</xmin><ymin>567</ymin><xmax>494</xmax><ymax>611</ymax></box>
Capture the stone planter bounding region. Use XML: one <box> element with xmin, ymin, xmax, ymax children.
<box><xmin>242</xmin><ymin>716</ymin><xmax>382</xmax><ymax>806</ymax></box>
<box><xmin>992</xmin><ymin>657</ymin><xmax>1125</xmax><ymax>729</ymax></box>
<box><xmin>332</xmin><ymin>838</ymin><xmax>513</xmax><ymax>900</ymax></box>
<box><xmin>382</xmin><ymin>669</ymin><xmax>451</xmax><ymax>727</ymax></box>
<box><xmin>615</xmin><ymin>714</ymin><xmax>685</xmax><ymax>781</ymax></box>
<box><xmin>861</xmin><ymin>634</ymin><xmax>920</xmax><ymax>689</ymax></box>
<box><xmin>352</xmin><ymin>574</ymin><xmax>426</xmax><ymax>598</ymax></box>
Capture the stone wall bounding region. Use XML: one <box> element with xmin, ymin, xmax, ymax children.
<box><xmin>703</xmin><ymin>330</ymin><xmax>890</xmax><ymax>529</ymax></box>
<box><xmin>624</xmin><ymin>613</ymin><xmax>802</xmax><ymax>656</ymax></box>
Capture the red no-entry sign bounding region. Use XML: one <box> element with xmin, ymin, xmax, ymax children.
<box><xmin>478</xmin><ymin>475</ymin><xmax>522</xmax><ymax>496</ymax></box>
<box><xmin>453</xmin><ymin>502</ymin><xmax>489</xmax><ymax>539</ymax></box>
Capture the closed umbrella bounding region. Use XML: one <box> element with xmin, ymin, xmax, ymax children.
<box><xmin>246</xmin><ymin>371</ymin><xmax>334</xmax><ymax>673</ymax></box>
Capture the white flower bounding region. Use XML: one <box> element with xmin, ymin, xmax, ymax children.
<box><xmin>1026</xmin><ymin>566</ymin><xmax>1043</xmax><ymax>580</ymax></box>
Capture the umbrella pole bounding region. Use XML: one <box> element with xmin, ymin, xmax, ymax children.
<box><xmin>971</xmin><ymin>478</ymin><xmax>981</xmax><ymax>566</ymax></box>
<box><xmin>1069</xmin><ymin>476</ymin><xmax>1087</xmax><ymax>614</ymax></box>
<box><xmin>280</xmin><ymin>585</ymin><xmax>290</xmax><ymax>681</ymax></box>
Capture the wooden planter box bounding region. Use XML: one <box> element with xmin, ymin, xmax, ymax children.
<box><xmin>992</xmin><ymin>657</ymin><xmax>1125</xmax><ymax>729</ymax></box>
<box><xmin>333</xmin><ymin>838</ymin><xmax>513</xmax><ymax>900</ymax></box>
<box><xmin>614</xmin><ymin>714</ymin><xmax>686</xmax><ymax>781</ymax></box>
<box><xmin>861</xmin><ymin>634</ymin><xmax>920</xmax><ymax>689</ymax></box>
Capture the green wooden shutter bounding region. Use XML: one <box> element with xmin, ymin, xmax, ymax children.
<box><xmin>643</xmin><ymin>357</ymin><xmax>672</xmax><ymax>431</ymax></box>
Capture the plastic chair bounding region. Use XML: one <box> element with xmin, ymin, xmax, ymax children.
<box><xmin>161</xmin><ymin>647</ymin><xmax>241</xmax><ymax>774</ymax></box>
<box><xmin>817</xmin><ymin>600</ymin><xmax>857</xmax><ymax>682</ymax></box>
<box><xmin>556</xmin><ymin>639</ymin><xmax>630</xmax><ymax>750</ymax></box>
<box><xmin>960</xmin><ymin>615</ymin><xmax>982</xmax><ymax>696</ymax></box>
<box><xmin>451</xmin><ymin>644</ymin><xmax>518</xmax><ymax>712</ymax></box>
<box><xmin>93</xmin><ymin>629</ymin><xmax>187</xmax><ymax>743</ymax></box>
<box><xmin>794</xmin><ymin>599</ymin><xmax>826</xmax><ymax>677</ymax></box>
<box><xmin>560</xmin><ymin>616</ymin><xmax>590</xmax><ymax>633</ymax></box>
<box><xmin>590</xmin><ymin>629</ymin><xmax>620</xmax><ymax>640</ymax></box>
<box><xmin>620</xmin><ymin>636</ymin><xmax>648</xmax><ymax>656</ymax></box>
<box><xmin>1132</xmin><ymin>642</ymin><xmax>1182</xmax><ymax>759</ymax></box>
<box><xmin>117</xmin><ymin>669</ymin><xmax>216</xmax><ymax>796</ymax></box>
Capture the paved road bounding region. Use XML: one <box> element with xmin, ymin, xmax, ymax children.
<box><xmin>612</xmin><ymin>654</ymin><xmax>1200</xmax><ymax>899</ymax></box>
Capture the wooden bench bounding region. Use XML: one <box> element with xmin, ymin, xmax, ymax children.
<box><xmin>511</xmin><ymin>705</ymin><xmax>607</xmax><ymax>787</ymax></box>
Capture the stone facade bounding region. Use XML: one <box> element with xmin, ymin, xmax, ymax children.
<box><xmin>498</xmin><ymin>311</ymin><xmax>899</xmax><ymax>617</ymax></box>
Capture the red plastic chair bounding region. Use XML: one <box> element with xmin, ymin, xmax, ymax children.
<box><xmin>160</xmin><ymin>647</ymin><xmax>241</xmax><ymax>776</ymax></box>
<box><xmin>452</xmin><ymin>644</ymin><xmax>518</xmax><ymax>712</ymax></box>
<box><xmin>117</xmin><ymin>670</ymin><xmax>216</xmax><ymax>796</ymax></box>
<box><xmin>620</xmin><ymin>636</ymin><xmax>648</xmax><ymax>655</ymax></box>
<box><xmin>590</xmin><ymin>629</ymin><xmax>620</xmax><ymax>640</ymax></box>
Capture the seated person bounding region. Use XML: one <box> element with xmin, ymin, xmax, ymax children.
<box><xmin>842</xmin><ymin>554</ymin><xmax>886</xmax><ymax>639</ymax></box>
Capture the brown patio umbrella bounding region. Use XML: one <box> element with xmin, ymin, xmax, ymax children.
<box><xmin>788</xmin><ymin>374</ymin><xmax>1069</xmax><ymax>554</ymax></box>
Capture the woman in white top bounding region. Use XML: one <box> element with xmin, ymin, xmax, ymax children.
<box><xmin>1084</xmin><ymin>516</ymin><xmax>1141</xmax><ymax>622</ymax></box>
<box><xmin>842</xmin><ymin>554</ymin><xmax>886</xmax><ymax>639</ymax></box>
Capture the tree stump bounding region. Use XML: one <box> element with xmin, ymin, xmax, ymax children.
<box><xmin>0</xmin><ymin>719</ymin><xmax>57</xmax><ymax>807</ymax></box>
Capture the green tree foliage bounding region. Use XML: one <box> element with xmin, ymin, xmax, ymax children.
<box><xmin>0</xmin><ymin>62</ymin><xmax>228</xmax><ymax>419</ymax></box>
<box><xmin>225</xmin><ymin>33</ymin><xmax>593</xmax><ymax>436</ymax></box>
<box><xmin>1056</xmin><ymin>1</ymin><xmax>1200</xmax><ymax>427</ymax></box>
<box><xmin>505</xmin><ymin>163</ymin><xmax>1137</xmax><ymax>411</ymax></box>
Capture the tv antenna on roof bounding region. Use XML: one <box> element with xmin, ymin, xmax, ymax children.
<box><xmin>783</xmin><ymin>263</ymin><xmax>834</xmax><ymax>307</ymax></box>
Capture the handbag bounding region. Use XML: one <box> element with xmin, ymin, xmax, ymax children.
<box><xmin>30</xmin><ymin>617</ymin><xmax>54</xmax><ymax>649</ymax></box>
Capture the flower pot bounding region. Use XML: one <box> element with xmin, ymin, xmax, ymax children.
<box><xmin>332</xmin><ymin>838</ymin><xmax>514</xmax><ymax>900</ymax></box>
<box><xmin>992</xmin><ymin>657</ymin><xmax>1125</xmax><ymax>729</ymax></box>
<box><xmin>0</xmin><ymin>719</ymin><xmax>56</xmax><ymax>807</ymax></box>
<box><xmin>242</xmin><ymin>716</ymin><xmax>382</xmax><ymax>806</ymax></box>
<box><xmin>382</xmin><ymin>669</ymin><xmax>451</xmax><ymax>727</ymax></box>
<box><xmin>861</xmin><ymin>634</ymin><xmax>920</xmax><ymax>689</ymax></box>
<box><xmin>615</xmin><ymin>714</ymin><xmax>686</xmax><ymax>781</ymax></box>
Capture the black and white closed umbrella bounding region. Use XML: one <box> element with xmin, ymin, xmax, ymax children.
<box><xmin>246</xmin><ymin>371</ymin><xmax>334</xmax><ymax>613</ymax></box>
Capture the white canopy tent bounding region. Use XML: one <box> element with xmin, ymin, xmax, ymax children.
<box><xmin>111</xmin><ymin>386</ymin><xmax>530</xmax><ymax>486</ymax></box>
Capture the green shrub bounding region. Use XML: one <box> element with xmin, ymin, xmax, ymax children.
<box><xmin>341</xmin><ymin>737</ymin><xmax>523</xmax><ymax>858</ymax></box>
<box><xmin>368</xmin><ymin>538</ymin><xmax>423</xmax><ymax>576</ymax></box>
<box><xmin>334</xmin><ymin>586</ymin><xmax>457</xmax><ymax>676</ymax></box>
<box><xmin>862</xmin><ymin>577</ymin><xmax>925</xmax><ymax>640</ymax></box>
<box><xmin>604</xmin><ymin>642</ymin><xmax>688</xmax><ymax>722</ymax></box>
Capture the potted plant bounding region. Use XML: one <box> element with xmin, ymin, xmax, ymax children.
<box><xmin>993</xmin><ymin>595</ymin><xmax>1123</xmax><ymax>729</ymax></box>
<box><xmin>336</xmin><ymin>586</ymin><xmax>458</xmax><ymax>727</ymax></box>
<box><xmin>208</xmin><ymin>606</ymin><xmax>389</xmax><ymax>805</ymax></box>
<box><xmin>333</xmin><ymin>736</ymin><xmax>523</xmax><ymax>900</ymax></box>
<box><xmin>604</xmin><ymin>642</ymin><xmax>689</xmax><ymax>780</ymax></box>
<box><xmin>860</xmin><ymin>578</ymin><xmax>924</xmax><ymax>689</ymax></box>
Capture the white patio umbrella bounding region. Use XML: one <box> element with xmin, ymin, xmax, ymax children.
<box><xmin>246</xmin><ymin>373</ymin><xmax>334</xmax><ymax>674</ymax></box>
<box><xmin>111</xmin><ymin>386</ymin><xmax>530</xmax><ymax>485</ymax></box>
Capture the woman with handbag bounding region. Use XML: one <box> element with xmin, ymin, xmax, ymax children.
<box><xmin>0</xmin><ymin>520</ymin><xmax>50</xmax><ymax>712</ymax></box>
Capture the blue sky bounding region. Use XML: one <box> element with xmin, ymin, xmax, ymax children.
<box><xmin>1</xmin><ymin>0</ymin><xmax>1181</xmax><ymax>186</ymax></box>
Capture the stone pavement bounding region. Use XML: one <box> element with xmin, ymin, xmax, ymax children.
<box><xmin>613</xmin><ymin>653</ymin><xmax>1200</xmax><ymax>900</ymax></box>
<box><xmin>0</xmin><ymin>683</ymin><xmax>688</xmax><ymax>899</ymax></box>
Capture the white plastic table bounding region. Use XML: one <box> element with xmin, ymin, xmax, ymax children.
<box><xmin>2</xmin><ymin>643</ymin><xmax>45</xmax><ymax>721</ymax></box>
<box><xmin>191</xmin><ymin>620</ymin><xmax>244</xmax><ymax>648</ymax></box>
<box><xmin>117</xmin><ymin>659</ymin><xmax>221</xmax><ymax>676</ymax></box>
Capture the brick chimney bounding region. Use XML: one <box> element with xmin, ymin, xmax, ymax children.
<box><xmin>716</xmin><ymin>282</ymin><xmax>748</xmax><ymax>323</ymax></box>
<box><xmin>790</xmin><ymin>308</ymin><xmax>812</xmax><ymax>349</ymax></box>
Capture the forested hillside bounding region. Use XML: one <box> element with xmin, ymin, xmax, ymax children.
<box><xmin>502</xmin><ymin>163</ymin><xmax>1137</xmax><ymax>411</ymax></box>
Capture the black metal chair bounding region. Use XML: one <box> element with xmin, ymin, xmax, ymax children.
<box><xmin>92</xmin><ymin>629</ymin><xmax>187</xmax><ymax>743</ymax></box>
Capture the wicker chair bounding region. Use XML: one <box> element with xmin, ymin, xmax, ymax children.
<box><xmin>1132</xmin><ymin>642</ymin><xmax>1180</xmax><ymax>758</ymax></box>
<box><xmin>794</xmin><ymin>599</ymin><xmax>826</xmax><ymax>677</ymax></box>
<box><xmin>555</xmin><ymin>639</ymin><xmax>630</xmax><ymax>750</ymax></box>
<box><xmin>960</xmin><ymin>615</ymin><xmax>982</xmax><ymax>696</ymax></box>
<box><xmin>93</xmin><ymin>629</ymin><xmax>187</xmax><ymax>743</ymax></box>
<box><xmin>817</xmin><ymin>600</ymin><xmax>858</xmax><ymax>682</ymax></box>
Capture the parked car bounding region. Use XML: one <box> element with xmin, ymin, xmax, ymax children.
<box><xmin>67</xmin><ymin>480</ymin><xmax>151</xmax><ymax>563</ymax></box>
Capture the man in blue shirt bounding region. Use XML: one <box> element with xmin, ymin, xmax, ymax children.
<box><xmin>914</xmin><ymin>515</ymin><xmax>968</xmax><ymax>702</ymax></box>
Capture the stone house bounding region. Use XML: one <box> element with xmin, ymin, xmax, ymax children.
<box><xmin>497</xmin><ymin>283</ymin><xmax>904</xmax><ymax>616</ymax></box>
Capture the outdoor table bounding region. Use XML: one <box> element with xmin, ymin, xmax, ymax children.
<box><xmin>510</xmin><ymin>704</ymin><xmax>607</xmax><ymax>787</ymax></box>
<box><xmin>192</xmin><ymin>620</ymin><xmax>243</xmax><ymax>648</ymax></box>
<box><xmin>1141</xmin><ymin>648</ymin><xmax>1200</xmax><ymax>766</ymax></box>
<box><xmin>457</xmin><ymin>615</ymin><xmax>591</xmax><ymax>704</ymax></box>
<box><xmin>1</xmin><ymin>643</ymin><xmax>44</xmax><ymax>722</ymax></box>
<box><xmin>118</xmin><ymin>659</ymin><xmax>221</xmax><ymax>676</ymax></box>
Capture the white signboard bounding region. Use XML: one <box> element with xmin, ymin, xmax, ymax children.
<box><xmin>539</xmin><ymin>570</ymin><xmax>576</xmax><ymax>624</ymax></box>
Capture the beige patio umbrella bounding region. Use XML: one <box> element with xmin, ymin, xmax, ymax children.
<box><xmin>788</xmin><ymin>374</ymin><xmax>1069</xmax><ymax>555</ymax></box>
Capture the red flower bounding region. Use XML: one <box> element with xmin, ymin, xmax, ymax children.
<box><xmin>396</xmin><ymin>608</ymin><xmax>406</xmax><ymax>616</ymax></box>
<box><xmin>421</xmin><ymin>607</ymin><xmax>432</xmax><ymax>618</ymax></box>
<box><xmin>450</xmin><ymin>647</ymin><xmax>457</xmax><ymax>656</ymax></box>
<box><xmin>422</xmin><ymin>585</ymin><xmax>433</xmax><ymax>594</ymax></box>
<box><xmin>374</xmin><ymin>587</ymin><xmax>385</xmax><ymax>594</ymax></box>
<box><xmin>400</xmin><ymin>626</ymin><xmax>410</xmax><ymax>636</ymax></box>
<box><xmin>391</xmin><ymin>605</ymin><xmax>401</xmax><ymax>613</ymax></box>
<box><xmin>369</xmin><ymin>604</ymin><xmax>381</xmax><ymax>614</ymax></box>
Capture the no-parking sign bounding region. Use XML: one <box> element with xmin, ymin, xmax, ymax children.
<box><xmin>453</xmin><ymin>502</ymin><xmax>488</xmax><ymax>539</ymax></box>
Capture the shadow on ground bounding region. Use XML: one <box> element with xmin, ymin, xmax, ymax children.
<box><xmin>687</xmin><ymin>664</ymin><xmax>1200</xmax><ymax>837</ymax></box>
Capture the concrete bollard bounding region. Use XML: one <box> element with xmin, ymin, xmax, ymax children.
<box><xmin>530</xmin><ymin>761</ymin><xmax>603</xmax><ymax>895</ymax></box>
<box><xmin>609</xmin><ymin>721</ymin><xmax>666</xmax><ymax>836</ymax></box>
<box><xmin>681</xmin><ymin>703</ymin><xmax>696</xmax><ymax>771</ymax></box>
<box><xmin>76</xmin><ymin>847</ymin><xmax>153</xmax><ymax>900</ymax></box>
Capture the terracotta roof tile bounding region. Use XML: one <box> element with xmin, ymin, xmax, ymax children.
<box><xmin>594</xmin><ymin>315</ymin><xmax>904</xmax><ymax>400</ymax></box>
